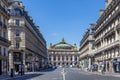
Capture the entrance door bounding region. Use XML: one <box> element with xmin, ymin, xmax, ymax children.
<box><xmin>0</xmin><ymin>60</ymin><xmax>2</xmax><ymax>75</ymax></box>
<box><xmin>15</xmin><ymin>64</ymin><xmax>19</xmax><ymax>72</ymax></box>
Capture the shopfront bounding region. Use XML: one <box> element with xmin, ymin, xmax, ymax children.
<box><xmin>112</xmin><ymin>58</ymin><xmax>120</xmax><ymax>73</ymax></box>
<box><xmin>13</xmin><ymin>52</ymin><xmax>22</xmax><ymax>72</ymax></box>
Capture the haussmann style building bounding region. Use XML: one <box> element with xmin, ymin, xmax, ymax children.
<box><xmin>8</xmin><ymin>0</ymin><xmax>47</xmax><ymax>73</ymax></box>
<box><xmin>93</xmin><ymin>0</ymin><xmax>120</xmax><ymax>73</ymax></box>
<box><xmin>79</xmin><ymin>24</ymin><xmax>95</xmax><ymax>71</ymax></box>
<box><xmin>0</xmin><ymin>0</ymin><xmax>11</xmax><ymax>75</ymax></box>
<box><xmin>48</xmin><ymin>38</ymin><xmax>80</xmax><ymax>67</ymax></box>
<box><xmin>79</xmin><ymin>0</ymin><xmax>120</xmax><ymax>73</ymax></box>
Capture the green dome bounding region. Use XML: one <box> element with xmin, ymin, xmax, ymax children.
<box><xmin>53</xmin><ymin>38</ymin><xmax>73</xmax><ymax>49</ymax></box>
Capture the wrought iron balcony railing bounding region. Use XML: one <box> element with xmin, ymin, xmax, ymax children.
<box><xmin>0</xmin><ymin>4</ymin><xmax>9</xmax><ymax>16</ymax></box>
<box><xmin>0</xmin><ymin>36</ymin><xmax>11</xmax><ymax>44</ymax></box>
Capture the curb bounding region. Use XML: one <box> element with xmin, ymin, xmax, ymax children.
<box><xmin>3</xmin><ymin>75</ymin><xmax>25</xmax><ymax>80</ymax></box>
<box><xmin>86</xmin><ymin>71</ymin><xmax>120</xmax><ymax>78</ymax></box>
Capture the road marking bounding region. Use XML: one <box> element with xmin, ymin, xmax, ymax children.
<box><xmin>53</xmin><ymin>78</ymin><xmax>58</xmax><ymax>80</ymax></box>
<box><xmin>61</xmin><ymin>68</ymin><xmax>67</xmax><ymax>80</ymax></box>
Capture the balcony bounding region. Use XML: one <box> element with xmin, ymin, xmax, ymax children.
<box><xmin>116</xmin><ymin>24</ymin><xmax>120</xmax><ymax>30</ymax></box>
<box><xmin>0</xmin><ymin>36</ymin><xmax>11</xmax><ymax>46</ymax></box>
<box><xmin>0</xmin><ymin>21</ymin><xmax>2</xmax><ymax>26</ymax></box>
<box><xmin>94</xmin><ymin>40</ymin><xmax>120</xmax><ymax>55</ymax></box>
<box><xmin>9</xmin><ymin>46</ymin><xmax>25</xmax><ymax>51</ymax></box>
<box><xmin>1</xmin><ymin>0</ymin><xmax>8</xmax><ymax>6</ymax></box>
<box><xmin>3</xmin><ymin>23</ymin><xmax>7</xmax><ymax>29</ymax></box>
<box><xmin>9</xmin><ymin>23</ymin><xmax>24</xmax><ymax>27</ymax></box>
<box><xmin>0</xmin><ymin>4</ymin><xmax>9</xmax><ymax>16</ymax></box>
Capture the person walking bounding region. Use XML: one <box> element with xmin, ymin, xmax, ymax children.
<box><xmin>101</xmin><ymin>61</ymin><xmax>105</xmax><ymax>74</ymax></box>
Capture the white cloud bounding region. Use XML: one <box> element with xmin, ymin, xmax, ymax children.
<box><xmin>52</xmin><ymin>33</ymin><xmax>58</xmax><ymax>36</ymax></box>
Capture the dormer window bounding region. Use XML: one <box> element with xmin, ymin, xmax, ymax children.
<box><xmin>15</xmin><ymin>9</ymin><xmax>22</xmax><ymax>16</ymax></box>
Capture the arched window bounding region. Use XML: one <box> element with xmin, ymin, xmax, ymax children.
<box><xmin>66</xmin><ymin>56</ymin><xmax>68</xmax><ymax>60</ymax></box>
<box><xmin>58</xmin><ymin>56</ymin><xmax>60</xmax><ymax>61</ymax></box>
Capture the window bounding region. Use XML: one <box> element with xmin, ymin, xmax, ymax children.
<box><xmin>15</xmin><ymin>19</ymin><xmax>20</xmax><ymax>26</ymax></box>
<box><xmin>66</xmin><ymin>56</ymin><xmax>68</xmax><ymax>60</ymax></box>
<box><xmin>16</xmin><ymin>30</ymin><xmax>20</xmax><ymax>36</ymax></box>
<box><xmin>58</xmin><ymin>56</ymin><xmax>60</xmax><ymax>61</ymax></box>
<box><xmin>62</xmin><ymin>57</ymin><xmax>64</xmax><ymax>60</ymax></box>
<box><xmin>53</xmin><ymin>56</ymin><xmax>56</xmax><ymax>60</ymax></box>
<box><xmin>4</xmin><ymin>48</ymin><xmax>6</xmax><ymax>56</ymax></box>
<box><xmin>70</xmin><ymin>56</ymin><xmax>72</xmax><ymax>61</ymax></box>
<box><xmin>3</xmin><ymin>32</ymin><xmax>6</xmax><ymax>38</ymax></box>
<box><xmin>16</xmin><ymin>42</ymin><xmax>20</xmax><ymax>49</ymax></box>
<box><xmin>75</xmin><ymin>56</ymin><xmax>77</xmax><ymax>61</ymax></box>
<box><xmin>49</xmin><ymin>57</ymin><xmax>51</xmax><ymax>61</ymax></box>
<box><xmin>0</xmin><ymin>30</ymin><xmax>1</xmax><ymax>36</ymax></box>
<box><xmin>0</xmin><ymin>47</ymin><xmax>1</xmax><ymax>55</ymax></box>
<box><xmin>15</xmin><ymin>9</ymin><xmax>22</xmax><ymax>16</ymax></box>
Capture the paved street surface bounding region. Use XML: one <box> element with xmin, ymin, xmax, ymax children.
<box><xmin>7</xmin><ymin>68</ymin><xmax>120</xmax><ymax>80</ymax></box>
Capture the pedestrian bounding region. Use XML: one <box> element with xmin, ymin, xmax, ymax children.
<box><xmin>101</xmin><ymin>61</ymin><xmax>105</xmax><ymax>74</ymax></box>
<box><xmin>107</xmin><ymin>62</ymin><xmax>109</xmax><ymax>72</ymax></box>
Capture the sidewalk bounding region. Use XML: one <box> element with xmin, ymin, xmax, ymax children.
<box><xmin>0</xmin><ymin>73</ymin><xmax>26</xmax><ymax>80</ymax></box>
<box><xmin>92</xmin><ymin>72</ymin><xmax>120</xmax><ymax>77</ymax></box>
<box><xmin>0</xmin><ymin>72</ymin><xmax>40</xmax><ymax>80</ymax></box>
<box><xmin>83</xmin><ymin>70</ymin><xmax>120</xmax><ymax>78</ymax></box>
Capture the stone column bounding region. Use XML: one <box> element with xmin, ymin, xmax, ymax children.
<box><xmin>22</xmin><ymin>52</ymin><xmax>25</xmax><ymax>66</ymax></box>
<box><xmin>22</xmin><ymin>52</ymin><xmax>26</xmax><ymax>72</ymax></box>
<box><xmin>68</xmin><ymin>56</ymin><xmax>70</xmax><ymax>61</ymax></box>
<box><xmin>60</xmin><ymin>56</ymin><xmax>62</xmax><ymax>62</ymax></box>
<box><xmin>51</xmin><ymin>55</ymin><xmax>53</xmax><ymax>61</ymax></box>
<box><xmin>56</xmin><ymin>56</ymin><xmax>58</xmax><ymax>66</ymax></box>
<box><xmin>9</xmin><ymin>52</ymin><xmax>14</xmax><ymax>70</ymax></box>
<box><xmin>32</xmin><ymin>54</ymin><xmax>35</xmax><ymax>72</ymax></box>
<box><xmin>77</xmin><ymin>56</ymin><xmax>79</xmax><ymax>62</ymax></box>
<box><xmin>64</xmin><ymin>56</ymin><xmax>66</xmax><ymax>62</ymax></box>
<box><xmin>106</xmin><ymin>61</ymin><xmax>108</xmax><ymax>72</ymax></box>
<box><xmin>103</xmin><ymin>39</ymin><xmax>105</xmax><ymax>47</ymax></box>
<box><xmin>68</xmin><ymin>56</ymin><xmax>71</xmax><ymax>66</ymax></box>
<box><xmin>88</xmin><ymin>58</ymin><xmax>91</xmax><ymax>69</ymax></box>
<box><xmin>56</xmin><ymin>56</ymin><xmax>58</xmax><ymax>61</ymax></box>
<box><xmin>72</xmin><ymin>56</ymin><xmax>75</xmax><ymax>66</ymax></box>
<box><xmin>98</xmin><ymin>62</ymin><xmax>101</xmax><ymax>72</ymax></box>
<box><xmin>115</xmin><ymin>30</ymin><xmax>118</xmax><ymax>41</ymax></box>
<box><xmin>109</xmin><ymin>61</ymin><xmax>114</xmax><ymax>73</ymax></box>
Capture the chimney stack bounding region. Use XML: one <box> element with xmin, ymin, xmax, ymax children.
<box><xmin>90</xmin><ymin>24</ymin><xmax>95</xmax><ymax>29</ymax></box>
<box><xmin>100</xmin><ymin>9</ymin><xmax>104</xmax><ymax>16</ymax></box>
<box><xmin>106</xmin><ymin>0</ymin><xmax>112</xmax><ymax>8</ymax></box>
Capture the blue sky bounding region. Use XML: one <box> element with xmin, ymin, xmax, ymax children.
<box><xmin>21</xmin><ymin>0</ymin><xmax>105</xmax><ymax>48</ymax></box>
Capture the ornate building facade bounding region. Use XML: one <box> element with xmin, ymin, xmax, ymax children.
<box><xmin>8</xmin><ymin>0</ymin><xmax>47</xmax><ymax>73</ymax></box>
<box><xmin>93</xmin><ymin>0</ymin><xmax>120</xmax><ymax>73</ymax></box>
<box><xmin>79</xmin><ymin>24</ymin><xmax>95</xmax><ymax>70</ymax></box>
<box><xmin>0</xmin><ymin>0</ymin><xmax>11</xmax><ymax>75</ymax></box>
<box><xmin>48</xmin><ymin>39</ymin><xmax>79</xmax><ymax>67</ymax></box>
<box><xmin>80</xmin><ymin>0</ymin><xmax>120</xmax><ymax>73</ymax></box>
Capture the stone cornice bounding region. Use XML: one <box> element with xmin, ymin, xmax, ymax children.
<box><xmin>95</xmin><ymin>0</ymin><xmax>120</xmax><ymax>34</ymax></box>
<box><xmin>95</xmin><ymin>6</ymin><xmax>120</xmax><ymax>37</ymax></box>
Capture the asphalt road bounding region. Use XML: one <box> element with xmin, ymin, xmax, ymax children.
<box><xmin>9</xmin><ymin>68</ymin><xmax>120</xmax><ymax>80</ymax></box>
